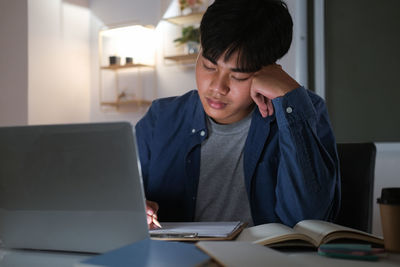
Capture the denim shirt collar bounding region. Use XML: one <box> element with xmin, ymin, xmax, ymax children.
<box><xmin>189</xmin><ymin>91</ymin><xmax>208</xmax><ymax>139</ymax></box>
<box><xmin>189</xmin><ymin>90</ymin><xmax>276</xmax><ymax>140</ymax></box>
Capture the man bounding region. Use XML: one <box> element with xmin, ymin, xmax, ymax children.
<box><xmin>136</xmin><ymin>0</ymin><xmax>340</xmax><ymax>229</ymax></box>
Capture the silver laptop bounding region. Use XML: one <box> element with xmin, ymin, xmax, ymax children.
<box><xmin>0</xmin><ymin>122</ymin><xmax>149</xmax><ymax>253</ymax></box>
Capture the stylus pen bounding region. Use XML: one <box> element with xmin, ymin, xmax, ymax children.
<box><xmin>151</xmin><ymin>214</ymin><xmax>162</xmax><ymax>228</ymax></box>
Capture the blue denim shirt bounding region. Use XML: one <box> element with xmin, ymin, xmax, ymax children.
<box><xmin>135</xmin><ymin>87</ymin><xmax>340</xmax><ymax>227</ymax></box>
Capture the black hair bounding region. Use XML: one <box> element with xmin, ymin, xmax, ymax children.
<box><xmin>200</xmin><ymin>0</ymin><xmax>293</xmax><ymax>72</ymax></box>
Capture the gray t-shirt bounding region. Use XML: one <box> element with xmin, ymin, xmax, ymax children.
<box><xmin>194</xmin><ymin>112</ymin><xmax>254</xmax><ymax>226</ymax></box>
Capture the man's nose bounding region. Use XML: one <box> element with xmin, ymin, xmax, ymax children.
<box><xmin>210</xmin><ymin>74</ymin><xmax>229</xmax><ymax>95</ymax></box>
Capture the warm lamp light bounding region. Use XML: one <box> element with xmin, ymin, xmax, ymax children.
<box><xmin>100</xmin><ymin>25</ymin><xmax>156</xmax><ymax>66</ymax></box>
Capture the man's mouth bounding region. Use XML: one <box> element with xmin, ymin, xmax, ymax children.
<box><xmin>206</xmin><ymin>97</ymin><xmax>227</xmax><ymax>109</ymax></box>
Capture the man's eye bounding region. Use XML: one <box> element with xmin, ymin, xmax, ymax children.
<box><xmin>232</xmin><ymin>76</ymin><xmax>250</xmax><ymax>81</ymax></box>
<box><xmin>203</xmin><ymin>63</ymin><xmax>215</xmax><ymax>70</ymax></box>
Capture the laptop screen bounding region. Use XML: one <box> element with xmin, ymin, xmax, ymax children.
<box><xmin>0</xmin><ymin>122</ymin><xmax>149</xmax><ymax>253</ymax></box>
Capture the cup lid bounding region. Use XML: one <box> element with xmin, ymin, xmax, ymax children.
<box><xmin>377</xmin><ymin>187</ymin><xmax>400</xmax><ymax>205</ymax></box>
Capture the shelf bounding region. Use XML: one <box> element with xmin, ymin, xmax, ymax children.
<box><xmin>100</xmin><ymin>64</ymin><xmax>154</xmax><ymax>70</ymax></box>
<box><xmin>101</xmin><ymin>99</ymin><xmax>152</xmax><ymax>108</ymax></box>
<box><xmin>164</xmin><ymin>53</ymin><xmax>198</xmax><ymax>62</ymax></box>
<box><xmin>163</xmin><ymin>12</ymin><xmax>203</xmax><ymax>64</ymax></box>
<box><xmin>163</xmin><ymin>12</ymin><xmax>204</xmax><ymax>25</ymax></box>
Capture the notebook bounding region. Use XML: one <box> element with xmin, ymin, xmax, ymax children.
<box><xmin>0</xmin><ymin>122</ymin><xmax>149</xmax><ymax>253</ymax></box>
<box><xmin>150</xmin><ymin>221</ymin><xmax>246</xmax><ymax>241</ymax></box>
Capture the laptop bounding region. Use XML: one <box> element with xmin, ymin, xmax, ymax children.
<box><xmin>0</xmin><ymin>122</ymin><xmax>149</xmax><ymax>253</ymax></box>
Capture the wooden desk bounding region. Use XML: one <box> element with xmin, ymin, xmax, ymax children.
<box><xmin>200</xmin><ymin>250</ymin><xmax>400</xmax><ymax>267</ymax></box>
<box><xmin>0</xmin><ymin>247</ymin><xmax>399</xmax><ymax>267</ymax></box>
<box><xmin>197</xmin><ymin>242</ymin><xmax>400</xmax><ymax>267</ymax></box>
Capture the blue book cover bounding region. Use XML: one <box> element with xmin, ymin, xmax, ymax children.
<box><xmin>76</xmin><ymin>238</ymin><xmax>210</xmax><ymax>267</ymax></box>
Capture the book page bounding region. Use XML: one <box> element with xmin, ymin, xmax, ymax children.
<box><xmin>236</xmin><ymin>223</ymin><xmax>315</xmax><ymax>246</ymax></box>
<box><xmin>150</xmin><ymin>221</ymin><xmax>243</xmax><ymax>238</ymax></box>
<box><xmin>293</xmin><ymin>220</ymin><xmax>384</xmax><ymax>246</ymax></box>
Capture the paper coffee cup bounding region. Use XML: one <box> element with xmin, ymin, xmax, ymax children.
<box><xmin>377</xmin><ymin>188</ymin><xmax>400</xmax><ymax>252</ymax></box>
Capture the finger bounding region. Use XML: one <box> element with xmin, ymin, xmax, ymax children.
<box><xmin>255</xmin><ymin>94</ymin><xmax>268</xmax><ymax>110</ymax></box>
<box><xmin>260</xmin><ymin>105</ymin><xmax>268</xmax><ymax>118</ymax></box>
<box><xmin>147</xmin><ymin>214</ymin><xmax>153</xmax><ymax>225</ymax></box>
<box><xmin>266</xmin><ymin>99</ymin><xmax>274</xmax><ymax>116</ymax></box>
<box><xmin>256</xmin><ymin>94</ymin><xmax>269</xmax><ymax>118</ymax></box>
<box><xmin>146</xmin><ymin>208</ymin><xmax>154</xmax><ymax>216</ymax></box>
<box><xmin>148</xmin><ymin>222</ymin><xmax>157</xmax><ymax>230</ymax></box>
<box><xmin>146</xmin><ymin>200</ymin><xmax>159</xmax><ymax>213</ymax></box>
<box><xmin>147</xmin><ymin>215</ymin><xmax>162</xmax><ymax>230</ymax></box>
<box><xmin>251</xmin><ymin>92</ymin><xmax>267</xmax><ymax>115</ymax></box>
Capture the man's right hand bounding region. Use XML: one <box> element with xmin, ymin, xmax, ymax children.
<box><xmin>250</xmin><ymin>64</ymin><xmax>300</xmax><ymax>118</ymax></box>
<box><xmin>146</xmin><ymin>200</ymin><xmax>161</xmax><ymax>229</ymax></box>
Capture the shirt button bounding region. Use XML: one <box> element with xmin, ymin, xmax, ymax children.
<box><xmin>191</xmin><ymin>128</ymin><xmax>195</xmax><ymax>133</ymax></box>
<box><xmin>286</xmin><ymin>107</ymin><xmax>293</xmax><ymax>114</ymax></box>
<box><xmin>200</xmin><ymin>130</ymin><xmax>205</xmax><ymax>136</ymax></box>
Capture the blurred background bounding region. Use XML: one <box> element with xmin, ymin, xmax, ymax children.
<box><xmin>0</xmin><ymin>0</ymin><xmax>399</xmax><ymax>236</ymax></box>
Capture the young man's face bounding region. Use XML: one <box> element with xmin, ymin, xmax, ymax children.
<box><xmin>196</xmin><ymin>51</ymin><xmax>255</xmax><ymax>124</ymax></box>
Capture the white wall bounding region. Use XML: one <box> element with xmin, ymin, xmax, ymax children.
<box><xmin>277</xmin><ymin>0</ymin><xmax>306</xmax><ymax>86</ymax></box>
<box><xmin>28</xmin><ymin>0</ymin><xmax>91</xmax><ymax>125</ymax></box>
<box><xmin>154</xmin><ymin>1</ymin><xmax>198</xmax><ymax>99</ymax></box>
<box><xmin>90</xmin><ymin>0</ymin><xmax>162</xmax><ymax>27</ymax></box>
<box><xmin>0</xmin><ymin>0</ymin><xmax>28</xmax><ymax>126</ymax></box>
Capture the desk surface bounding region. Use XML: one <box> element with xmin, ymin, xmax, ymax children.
<box><xmin>1</xmin><ymin>247</ymin><xmax>400</xmax><ymax>267</ymax></box>
<box><xmin>286</xmin><ymin>250</ymin><xmax>400</xmax><ymax>267</ymax></box>
<box><xmin>0</xmin><ymin>248</ymin><xmax>91</xmax><ymax>267</ymax></box>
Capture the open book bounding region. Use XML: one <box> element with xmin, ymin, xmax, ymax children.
<box><xmin>236</xmin><ymin>220</ymin><xmax>384</xmax><ymax>248</ymax></box>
